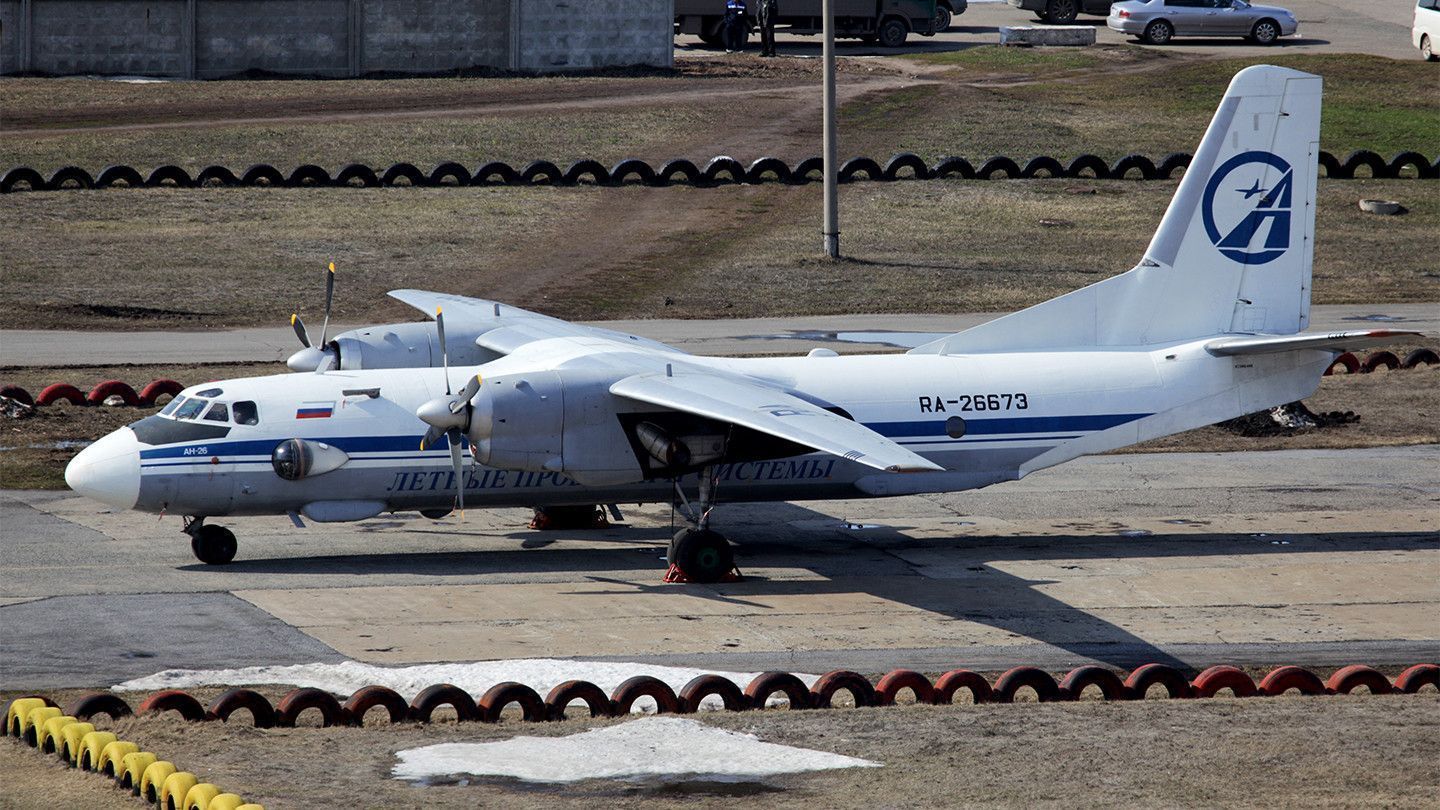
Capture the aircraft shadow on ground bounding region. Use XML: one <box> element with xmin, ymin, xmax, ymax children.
<box><xmin>193</xmin><ymin>505</ymin><xmax>1434</xmax><ymax>672</ymax></box>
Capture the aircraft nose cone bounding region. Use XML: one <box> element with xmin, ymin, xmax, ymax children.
<box><xmin>64</xmin><ymin>427</ymin><xmax>141</xmax><ymax>510</ymax></box>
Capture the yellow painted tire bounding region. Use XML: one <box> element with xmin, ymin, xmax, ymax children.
<box><xmin>205</xmin><ymin>792</ymin><xmax>246</xmax><ymax>810</ymax></box>
<box><xmin>78</xmin><ymin>730</ymin><xmax>118</xmax><ymax>771</ymax></box>
<box><xmin>140</xmin><ymin>760</ymin><xmax>177</xmax><ymax>803</ymax></box>
<box><xmin>98</xmin><ymin>740</ymin><xmax>139</xmax><ymax>777</ymax></box>
<box><xmin>6</xmin><ymin>698</ymin><xmax>47</xmax><ymax>737</ymax></box>
<box><xmin>38</xmin><ymin>715</ymin><xmax>76</xmax><ymax>753</ymax></box>
<box><xmin>183</xmin><ymin>782</ymin><xmax>222</xmax><ymax>810</ymax></box>
<box><xmin>160</xmin><ymin>772</ymin><xmax>199</xmax><ymax>810</ymax></box>
<box><xmin>121</xmin><ymin>751</ymin><xmax>157</xmax><ymax>793</ymax></box>
<box><xmin>21</xmin><ymin>706</ymin><xmax>61</xmax><ymax>745</ymax></box>
<box><xmin>58</xmin><ymin>722</ymin><xmax>96</xmax><ymax>764</ymax></box>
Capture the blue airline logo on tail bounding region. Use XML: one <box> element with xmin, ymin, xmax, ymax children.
<box><xmin>1202</xmin><ymin>151</ymin><xmax>1294</xmax><ymax>266</ymax></box>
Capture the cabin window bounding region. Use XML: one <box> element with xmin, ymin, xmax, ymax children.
<box><xmin>174</xmin><ymin>398</ymin><xmax>208</xmax><ymax>420</ymax></box>
<box><xmin>160</xmin><ymin>395</ymin><xmax>185</xmax><ymax>416</ymax></box>
<box><xmin>203</xmin><ymin>402</ymin><xmax>230</xmax><ymax>422</ymax></box>
<box><xmin>233</xmin><ymin>401</ymin><xmax>259</xmax><ymax>426</ymax></box>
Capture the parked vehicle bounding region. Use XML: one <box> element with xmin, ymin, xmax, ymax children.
<box><xmin>676</xmin><ymin>0</ymin><xmax>938</xmax><ymax>49</ymax></box>
<box><xmin>1007</xmin><ymin>0</ymin><xmax>1115</xmax><ymax>25</ymax></box>
<box><xmin>935</xmin><ymin>1</ymin><xmax>968</xmax><ymax>32</ymax></box>
<box><xmin>1416</xmin><ymin>0</ymin><xmax>1440</xmax><ymax>61</ymax></box>
<box><xmin>1108</xmin><ymin>0</ymin><xmax>1297</xmax><ymax>45</ymax></box>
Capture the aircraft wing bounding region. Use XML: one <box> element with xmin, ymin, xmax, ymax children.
<box><xmin>1203</xmin><ymin>329</ymin><xmax>1425</xmax><ymax>356</ymax></box>
<box><xmin>610</xmin><ymin>372</ymin><xmax>944</xmax><ymax>474</ymax></box>
<box><xmin>388</xmin><ymin>289</ymin><xmax>686</xmax><ymax>355</ymax></box>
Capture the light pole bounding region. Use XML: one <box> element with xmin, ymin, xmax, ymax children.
<box><xmin>821</xmin><ymin>0</ymin><xmax>840</xmax><ymax>259</ymax></box>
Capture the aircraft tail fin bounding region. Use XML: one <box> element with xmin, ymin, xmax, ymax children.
<box><xmin>911</xmin><ymin>65</ymin><xmax>1322</xmax><ymax>355</ymax></box>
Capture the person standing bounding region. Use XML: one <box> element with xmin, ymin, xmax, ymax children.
<box><xmin>723</xmin><ymin>0</ymin><xmax>748</xmax><ymax>53</ymax></box>
<box><xmin>758</xmin><ymin>0</ymin><xmax>779</xmax><ymax>57</ymax></box>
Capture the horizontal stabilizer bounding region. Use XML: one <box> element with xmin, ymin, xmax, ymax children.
<box><xmin>610</xmin><ymin>372</ymin><xmax>943</xmax><ymax>474</ymax></box>
<box><xmin>1204</xmin><ymin>329</ymin><xmax>1424</xmax><ymax>356</ymax></box>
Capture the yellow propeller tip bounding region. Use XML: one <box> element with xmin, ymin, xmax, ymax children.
<box><xmin>328</xmin><ymin>262</ymin><xmax>335</xmax><ymax>272</ymax></box>
<box><xmin>290</xmin><ymin>313</ymin><xmax>298</xmax><ymax>325</ymax></box>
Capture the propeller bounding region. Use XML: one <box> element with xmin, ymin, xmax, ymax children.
<box><xmin>416</xmin><ymin>306</ymin><xmax>482</xmax><ymax>518</ymax></box>
<box><xmin>286</xmin><ymin>262</ymin><xmax>339</xmax><ymax>372</ymax></box>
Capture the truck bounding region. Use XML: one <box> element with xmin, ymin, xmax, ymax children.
<box><xmin>675</xmin><ymin>0</ymin><xmax>946</xmax><ymax>49</ymax></box>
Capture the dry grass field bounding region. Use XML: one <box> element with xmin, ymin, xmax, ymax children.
<box><xmin>2</xmin><ymin>691</ymin><xmax>1437</xmax><ymax>809</ymax></box>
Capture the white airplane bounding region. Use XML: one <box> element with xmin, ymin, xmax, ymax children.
<box><xmin>65</xmin><ymin>66</ymin><xmax>1421</xmax><ymax>582</ymax></box>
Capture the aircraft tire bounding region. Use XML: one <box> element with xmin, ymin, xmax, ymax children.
<box><xmin>810</xmin><ymin>670</ymin><xmax>878</xmax><ymax>708</ymax></box>
<box><xmin>1393</xmin><ymin>664</ymin><xmax>1439</xmax><ymax>693</ymax></box>
<box><xmin>932</xmin><ymin>669</ymin><xmax>993</xmax><ymax>704</ymax></box>
<box><xmin>409</xmin><ymin>683</ymin><xmax>478</xmax><ymax>722</ymax></box>
<box><xmin>611</xmin><ymin>676</ymin><xmax>681</xmax><ymax>714</ymax></box>
<box><xmin>205</xmin><ymin>689</ymin><xmax>276</xmax><ymax>727</ymax></box>
<box><xmin>1191</xmin><ymin>664</ymin><xmax>1257</xmax><ymax>698</ymax></box>
<box><xmin>743</xmin><ymin>671</ymin><xmax>813</xmax><ymax>710</ymax></box>
<box><xmin>544</xmin><ymin>680</ymin><xmax>614</xmax><ymax>720</ymax></box>
<box><xmin>993</xmin><ymin>666</ymin><xmax>1061</xmax><ymax>703</ymax></box>
<box><xmin>1124</xmin><ymin>663</ymin><xmax>1193</xmax><ymax>699</ymax></box>
<box><xmin>477</xmin><ymin>682</ymin><xmax>546</xmax><ymax>722</ymax></box>
<box><xmin>344</xmin><ymin>685</ymin><xmax>411</xmax><ymax>725</ymax></box>
<box><xmin>1058</xmin><ymin>665</ymin><xmax>1127</xmax><ymax>701</ymax></box>
<box><xmin>275</xmin><ymin>687</ymin><xmax>348</xmax><ymax>727</ymax></box>
<box><xmin>667</xmin><ymin>528</ymin><xmax>733</xmax><ymax>583</ymax></box>
<box><xmin>1325</xmin><ymin>665</ymin><xmax>1392</xmax><ymax>695</ymax></box>
<box><xmin>679</xmin><ymin>674</ymin><xmax>749</xmax><ymax>713</ymax></box>
<box><xmin>137</xmin><ymin>690</ymin><xmax>206</xmax><ymax>722</ymax></box>
<box><xmin>191</xmin><ymin>525</ymin><xmax>237</xmax><ymax>565</ymax></box>
<box><xmin>1257</xmin><ymin>665</ymin><xmax>1327</xmax><ymax>696</ymax></box>
<box><xmin>65</xmin><ymin>693</ymin><xmax>133</xmax><ymax>722</ymax></box>
<box><xmin>875</xmin><ymin>669</ymin><xmax>935</xmax><ymax>705</ymax></box>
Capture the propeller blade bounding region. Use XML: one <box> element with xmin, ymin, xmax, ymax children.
<box><xmin>436</xmin><ymin>306</ymin><xmax>451</xmax><ymax>395</ymax></box>
<box><xmin>290</xmin><ymin>313</ymin><xmax>311</xmax><ymax>348</ymax></box>
<box><xmin>448</xmin><ymin>428</ymin><xmax>465</xmax><ymax>519</ymax></box>
<box><xmin>451</xmin><ymin>375</ymin><xmax>481</xmax><ymax>415</ymax></box>
<box><xmin>419</xmin><ymin>424</ymin><xmax>445</xmax><ymax>450</ymax></box>
<box><xmin>319</xmin><ymin>261</ymin><xmax>335</xmax><ymax>346</ymax></box>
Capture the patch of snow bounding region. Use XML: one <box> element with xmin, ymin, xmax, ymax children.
<box><xmin>393</xmin><ymin>716</ymin><xmax>879</xmax><ymax>784</ymax></box>
<box><xmin>113</xmin><ymin>659</ymin><xmax>819</xmax><ymax>712</ymax></box>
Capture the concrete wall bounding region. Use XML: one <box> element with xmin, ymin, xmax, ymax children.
<box><xmin>0</xmin><ymin>0</ymin><xmax>672</xmax><ymax>77</ymax></box>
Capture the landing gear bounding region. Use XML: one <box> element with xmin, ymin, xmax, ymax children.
<box><xmin>185</xmin><ymin>518</ymin><xmax>237</xmax><ymax>565</ymax></box>
<box><xmin>664</xmin><ymin>466</ymin><xmax>740</xmax><ymax>584</ymax></box>
<box><xmin>667</xmin><ymin>528</ymin><xmax>734</xmax><ymax>583</ymax></box>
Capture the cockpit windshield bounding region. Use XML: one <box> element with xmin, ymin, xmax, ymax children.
<box><xmin>173</xmin><ymin>398</ymin><xmax>208</xmax><ymax>420</ymax></box>
<box><xmin>159</xmin><ymin>395</ymin><xmax>185</xmax><ymax>416</ymax></box>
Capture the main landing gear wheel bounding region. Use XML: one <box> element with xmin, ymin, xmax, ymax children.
<box><xmin>190</xmin><ymin>524</ymin><xmax>237</xmax><ymax>565</ymax></box>
<box><xmin>667</xmin><ymin>528</ymin><xmax>735</xmax><ymax>584</ymax></box>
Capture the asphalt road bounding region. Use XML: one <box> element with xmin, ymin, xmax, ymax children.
<box><xmin>3</xmin><ymin>303</ymin><xmax>1435</xmax><ymax>367</ymax></box>
<box><xmin>3</xmin><ymin>444</ymin><xmax>1435</xmax><ymax>689</ymax></box>
<box><xmin>675</xmin><ymin>0</ymin><xmax>1427</xmax><ymax>61</ymax></box>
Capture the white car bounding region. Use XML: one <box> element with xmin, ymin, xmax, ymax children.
<box><xmin>1417</xmin><ymin>0</ymin><xmax>1440</xmax><ymax>61</ymax></box>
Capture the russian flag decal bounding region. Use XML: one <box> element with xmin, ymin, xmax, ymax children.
<box><xmin>296</xmin><ymin>401</ymin><xmax>334</xmax><ymax>419</ymax></box>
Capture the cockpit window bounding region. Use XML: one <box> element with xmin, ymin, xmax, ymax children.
<box><xmin>160</xmin><ymin>395</ymin><xmax>185</xmax><ymax>416</ymax></box>
<box><xmin>203</xmin><ymin>402</ymin><xmax>230</xmax><ymax>422</ymax></box>
<box><xmin>233</xmin><ymin>401</ymin><xmax>259</xmax><ymax>426</ymax></box>
<box><xmin>174</xmin><ymin>398</ymin><xmax>208</xmax><ymax>420</ymax></box>
<box><xmin>196</xmin><ymin>387</ymin><xmax>224</xmax><ymax>398</ymax></box>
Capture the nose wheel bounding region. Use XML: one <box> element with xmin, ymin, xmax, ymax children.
<box><xmin>184</xmin><ymin>518</ymin><xmax>237</xmax><ymax>565</ymax></box>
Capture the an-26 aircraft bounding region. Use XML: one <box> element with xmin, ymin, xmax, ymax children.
<box><xmin>66</xmin><ymin>66</ymin><xmax>1421</xmax><ymax>582</ymax></box>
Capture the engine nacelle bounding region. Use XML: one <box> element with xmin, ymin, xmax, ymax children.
<box><xmin>331</xmin><ymin>321</ymin><xmax>500</xmax><ymax>370</ymax></box>
<box><xmin>470</xmin><ymin>371</ymin><xmax>566</xmax><ymax>473</ymax></box>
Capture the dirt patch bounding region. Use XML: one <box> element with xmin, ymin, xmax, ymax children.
<box><xmin>2</xmin><ymin>692</ymin><xmax>1436</xmax><ymax>808</ymax></box>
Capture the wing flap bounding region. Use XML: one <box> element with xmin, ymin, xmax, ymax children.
<box><xmin>610</xmin><ymin>372</ymin><xmax>943</xmax><ymax>474</ymax></box>
<box><xmin>1204</xmin><ymin>329</ymin><xmax>1424</xmax><ymax>356</ymax></box>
